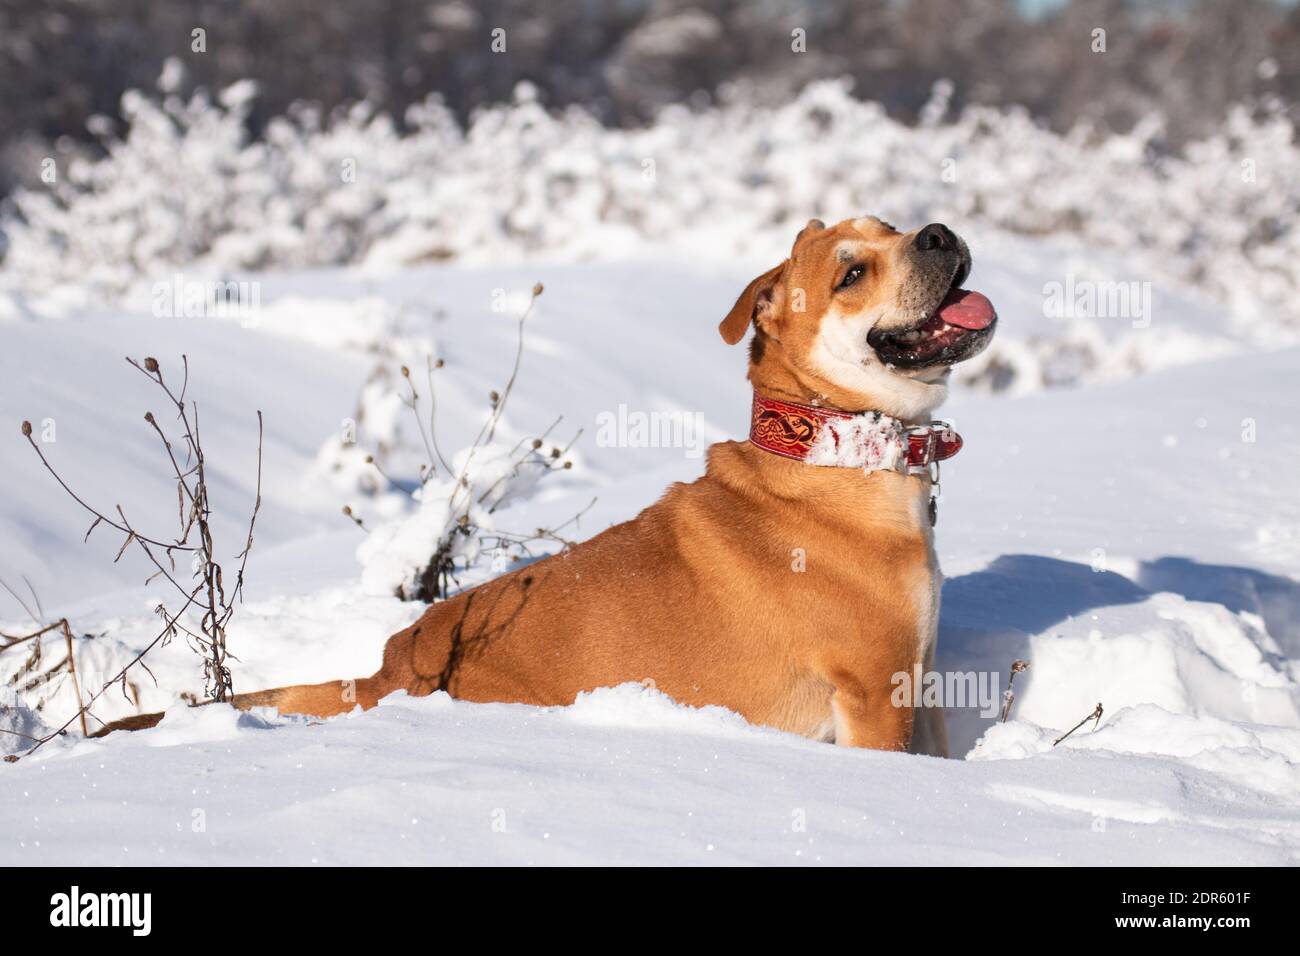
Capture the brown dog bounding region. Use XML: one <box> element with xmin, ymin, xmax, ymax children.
<box><xmin>99</xmin><ymin>217</ymin><xmax>996</xmax><ymax>754</ymax></box>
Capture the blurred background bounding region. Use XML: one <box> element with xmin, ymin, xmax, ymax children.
<box><xmin>0</xmin><ymin>0</ymin><xmax>1295</xmax><ymax>269</ymax></box>
<box><xmin>1</xmin><ymin>1</ymin><xmax>1297</xmax><ymax>304</ymax></box>
<box><xmin>2</xmin><ymin>0</ymin><xmax>1298</xmax><ymax>200</ymax></box>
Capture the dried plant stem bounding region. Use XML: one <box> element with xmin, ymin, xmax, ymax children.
<box><xmin>455</xmin><ymin>285</ymin><xmax>542</xmax><ymax>488</ymax></box>
<box><xmin>23</xmin><ymin>431</ymin><xmax>196</xmax><ymax>553</ymax></box>
<box><xmin>219</xmin><ymin>410</ymin><xmax>263</xmax><ymax>636</ymax></box>
<box><xmin>400</xmin><ymin>367</ymin><xmax>439</xmax><ymax>478</ymax></box>
<box><xmin>998</xmin><ymin>659</ymin><xmax>1030</xmax><ymax>723</ymax></box>
<box><xmin>1</xmin><ymin>610</ymin><xmax>91</xmax><ymax>737</ymax></box>
<box><xmin>342</xmin><ymin>505</ymin><xmax>366</xmax><ymax>531</ymax></box>
<box><xmin>480</xmin><ymin>500</ymin><xmax>599</xmax><ymax>559</ymax></box>
<box><xmin>366</xmin><ymin>454</ymin><xmax>414</xmax><ymax>498</ymax></box>
<box><xmin>1052</xmin><ymin>702</ymin><xmax>1104</xmax><ymax>746</ymax></box>
<box><xmin>0</xmin><ymin>619</ymin><xmax>65</xmax><ymax>651</ymax></box>
<box><xmin>0</xmin><ymin>576</ymin><xmax>42</xmax><ymax>624</ymax></box>
<box><xmin>60</xmin><ymin>620</ymin><xmax>89</xmax><ymax>738</ymax></box>
<box><xmin>483</xmin><ymin>284</ymin><xmax>541</xmax><ymax>445</ymax></box>
<box><xmin>125</xmin><ymin>358</ymin><xmax>263</xmax><ymax>702</ymax></box>
<box><xmin>425</xmin><ymin>357</ymin><xmax>453</xmax><ymax>476</ymax></box>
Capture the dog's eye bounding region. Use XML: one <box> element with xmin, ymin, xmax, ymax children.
<box><xmin>838</xmin><ymin>265</ymin><xmax>866</xmax><ymax>290</ymax></box>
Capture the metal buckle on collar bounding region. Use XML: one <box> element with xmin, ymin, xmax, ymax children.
<box><xmin>902</xmin><ymin>422</ymin><xmax>940</xmax><ymax>472</ymax></box>
<box><xmin>906</xmin><ymin>427</ymin><xmax>933</xmax><ymax>474</ymax></box>
<box><xmin>906</xmin><ymin>420</ymin><xmax>959</xmax><ymax>474</ymax></box>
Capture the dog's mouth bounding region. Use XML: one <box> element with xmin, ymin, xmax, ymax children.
<box><xmin>868</xmin><ymin>286</ymin><xmax>997</xmax><ymax>369</ymax></box>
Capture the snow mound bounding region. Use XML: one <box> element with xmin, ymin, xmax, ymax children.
<box><xmin>125</xmin><ymin>700</ymin><xmax>285</xmax><ymax>749</ymax></box>
<box><xmin>957</xmin><ymin>573</ymin><xmax>1300</xmax><ymax>804</ymax></box>
<box><xmin>1013</xmin><ymin>592</ymin><xmax>1300</xmax><ymax>732</ymax></box>
<box><xmin>564</xmin><ymin>682</ymin><xmax>759</xmax><ymax>738</ymax></box>
<box><xmin>973</xmin><ymin>706</ymin><xmax>1300</xmax><ymax>801</ymax></box>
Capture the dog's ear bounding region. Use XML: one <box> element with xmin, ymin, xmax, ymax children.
<box><xmin>793</xmin><ymin>218</ymin><xmax>825</xmax><ymax>249</ymax></box>
<box><xmin>719</xmin><ymin>261</ymin><xmax>787</xmax><ymax>345</ymax></box>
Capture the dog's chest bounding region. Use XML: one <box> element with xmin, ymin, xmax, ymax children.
<box><xmin>786</xmin><ymin>474</ymin><xmax>941</xmax><ymax>643</ymax></box>
<box><xmin>901</xmin><ymin>481</ymin><xmax>942</xmax><ymax>660</ymax></box>
<box><xmin>765</xmin><ymin>481</ymin><xmax>941</xmax><ymax>739</ymax></box>
<box><xmin>911</xmin><ymin>541</ymin><xmax>942</xmax><ymax>661</ymax></box>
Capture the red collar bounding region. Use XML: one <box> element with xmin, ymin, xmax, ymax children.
<box><xmin>749</xmin><ymin>393</ymin><xmax>962</xmax><ymax>473</ymax></box>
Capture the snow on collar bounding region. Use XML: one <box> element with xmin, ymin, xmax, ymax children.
<box><xmin>748</xmin><ymin>392</ymin><xmax>962</xmax><ymax>474</ymax></box>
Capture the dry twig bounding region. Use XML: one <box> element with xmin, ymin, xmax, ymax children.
<box><xmin>1052</xmin><ymin>702</ymin><xmax>1104</xmax><ymax>746</ymax></box>
<box><xmin>998</xmin><ymin>659</ymin><xmax>1031</xmax><ymax>723</ymax></box>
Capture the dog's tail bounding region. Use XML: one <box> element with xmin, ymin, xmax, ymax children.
<box><xmin>89</xmin><ymin>676</ymin><xmax>386</xmax><ymax>738</ymax></box>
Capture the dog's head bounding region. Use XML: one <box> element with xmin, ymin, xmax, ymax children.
<box><xmin>720</xmin><ymin>217</ymin><xmax>996</xmax><ymax>421</ymax></box>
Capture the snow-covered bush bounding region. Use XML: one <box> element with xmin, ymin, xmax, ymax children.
<box><xmin>327</xmin><ymin>285</ymin><xmax>583</xmax><ymax>602</ymax></box>
<box><xmin>356</xmin><ymin>436</ymin><xmax>568</xmax><ymax>600</ymax></box>
<box><xmin>3</xmin><ymin>65</ymin><xmax>1298</xmax><ymax>336</ymax></box>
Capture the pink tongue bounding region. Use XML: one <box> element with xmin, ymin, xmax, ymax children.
<box><xmin>936</xmin><ymin>289</ymin><xmax>996</xmax><ymax>330</ymax></box>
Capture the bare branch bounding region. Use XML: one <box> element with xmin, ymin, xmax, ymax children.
<box><xmin>1052</xmin><ymin>702</ymin><xmax>1104</xmax><ymax>746</ymax></box>
<box><xmin>21</xmin><ymin>426</ymin><xmax>197</xmax><ymax>552</ymax></box>
<box><xmin>61</xmin><ymin>619</ymin><xmax>89</xmax><ymax>738</ymax></box>
<box><xmin>0</xmin><ymin>577</ymin><xmax>41</xmax><ymax>625</ymax></box>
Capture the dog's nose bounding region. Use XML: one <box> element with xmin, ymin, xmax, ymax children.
<box><xmin>915</xmin><ymin>223</ymin><xmax>956</xmax><ymax>252</ymax></box>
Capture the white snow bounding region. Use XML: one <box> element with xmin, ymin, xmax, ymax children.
<box><xmin>803</xmin><ymin>412</ymin><xmax>907</xmax><ymax>472</ymax></box>
<box><xmin>2</xmin><ymin>246</ymin><xmax>1299</xmax><ymax>864</ymax></box>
